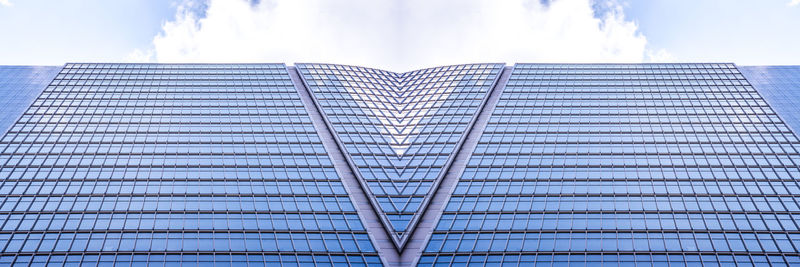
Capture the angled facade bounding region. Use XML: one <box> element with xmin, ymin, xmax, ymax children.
<box><xmin>0</xmin><ymin>62</ymin><xmax>799</xmax><ymax>266</ymax></box>
<box><xmin>295</xmin><ymin>63</ymin><xmax>503</xmax><ymax>247</ymax></box>
<box><xmin>0</xmin><ymin>66</ymin><xmax>61</xmax><ymax>135</ymax></box>
<box><xmin>740</xmin><ymin>66</ymin><xmax>800</xmax><ymax>135</ymax></box>
<box><xmin>421</xmin><ymin>63</ymin><xmax>800</xmax><ymax>266</ymax></box>
<box><xmin>0</xmin><ymin>64</ymin><xmax>379</xmax><ymax>266</ymax></box>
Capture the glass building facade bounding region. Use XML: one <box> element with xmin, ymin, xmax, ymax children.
<box><xmin>0</xmin><ymin>62</ymin><xmax>799</xmax><ymax>266</ymax></box>
<box><xmin>420</xmin><ymin>63</ymin><xmax>800</xmax><ymax>266</ymax></box>
<box><xmin>0</xmin><ymin>66</ymin><xmax>61</xmax><ymax>135</ymax></box>
<box><xmin>295</xmin><ymin>63</ymin><xmax>503</xmax><ymax>247</ymax></box>
<box><xmin>740</xmin><ymin>66</ymin><xmax>800</xmax><ymax>136</ymax></box>
<box><xmin>0</xmin><ymin>64</ymin><xmax>378</xmax><ymax>266</ymax></box>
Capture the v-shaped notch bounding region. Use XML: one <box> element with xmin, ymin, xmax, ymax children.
<box><xmin>332</xmin><ymin>73</ymin><xmax>456</xmax><ymax>157</ymax></box>
<box><xmin>296</xmin><ymin>63</ymin><xmax>504</xmax><ymax>249</ymax></box>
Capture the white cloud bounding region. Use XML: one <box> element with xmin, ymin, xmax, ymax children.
<box><xmin>789</xmin><ymin>0</ymin><xmax>800</xmax><ymax>6</ymax></box>
<box><xmin>124</xmin><ymin>48</ymin><xmax>155</xmax><ymax>63</ymax></box>
<box><xmin>0</xmin><ymin>0</ymin><xmax>12</xmax><ymax>7</ymax></box>
<box><xmin>646</xmin><ymin>48</ymin><xmax>676</xmax><ymax>62</ymax></box>
<box><xmin>138</xmin><ymin>0</ymin><xmax>670</xmax><ymax>71</ymax></box>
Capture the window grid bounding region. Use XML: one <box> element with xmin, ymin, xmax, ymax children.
<box><xmin>0</xmin><ymin>66</ymin><xmax>61</xmax><ymax>135</ymax></box>
<box><xmin>740</xmin><ymin>66</ymin><xmax>800</xmax><ymax>137</ymax></box>
<box><xmin>420</xmin><ymin>63</ymin><xmax>800</xmax><ymax>265</ymax></box>
<box><xmin>297</xmin><ymin>63</ymin><xmax>503</xmax><ymax>242</ymax></box>
<box><xmin>0</xmin><ymin>63</ymin><xmax>379</xmax><ymax>266</ymax></box>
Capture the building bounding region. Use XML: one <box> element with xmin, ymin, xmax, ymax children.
<box><xmin>739</xmin><ymin>66</ymin><xmax>800</xmax><ymax>136</ymax></box>
<box><xmin>0</xmin><ymin>66</ymin><xmax>61</xmax><ymax>135</ymax></box>
<box><xmin>0</xmin><ymin>63</ymin><xmax>799</xmax><ymax>266</ymax></box>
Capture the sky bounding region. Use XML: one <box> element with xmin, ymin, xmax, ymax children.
<box><xmin>1</xmin><ymin>0</ymin><xmax>799</xmax><ymax>71</ymax></box>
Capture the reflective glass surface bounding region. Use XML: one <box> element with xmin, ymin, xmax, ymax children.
<box><xmin>0</xmin><ymin>66</ymin><xmax>61</xmax><ymax>135</ymax></box>
<box><xmin>740</xmin><ymin>66</ymin><xmax>800</xmax><ymax>136</ymax></box>
<box><xmin>5</xmin><ymin>62</ymin><xmax>799</xmax><ymax>266</ymax></box>
<box><xmin>420</xmin><ymin>63</ymin><xmax>800</xmax><ymax>266</ymax></box>
<box><xmin>296</xmin><ymin>63</ymin><xmax>503</xmax><ymax>242</ymax></box>
<box><xmin>0</xmin><ymin>63</ymin><xmax>379</xmax><ymax>266</ymax></box>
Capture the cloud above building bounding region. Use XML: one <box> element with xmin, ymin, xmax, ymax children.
<box><xmin>132</xmin><ymin>0</ymin><xmax>671</xmax><ymax>71</ymax></box>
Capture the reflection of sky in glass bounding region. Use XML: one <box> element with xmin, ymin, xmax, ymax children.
<box><xmin>740</xmin><ymin>66</ymin><xmax>800</xmax><ymax>136</ymax></box>
<box><xmin>0</xmin><ymin>63</ymin><xmax>379</xmax><ymax>266</ymax></box>
<box><xmin>421</xmin><ymin>63</ymin><xmax>800</xmax><ymax>265</ymax></box>
<box><xmin>297</xmin><ymin>63</ymin><xmax>503</xmax><ymax>244</ymax></box>
<box><xmin>0</xmin><ymin>65</ymin><xmax>61</xmax><ymax>134</ymax></box>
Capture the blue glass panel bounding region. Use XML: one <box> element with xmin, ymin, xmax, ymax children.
<box><xmin>0</xmin><ymin>66</ymin><xmax>61</xmax><ymax>135</ymax></box>
<box><xmin>421</xmin><ymin>63</ymin><xmax>800</xmax><ymax>265</ymax></box>
<box><xmin>296</xmin><ymin>63</ymin><xmax>503</xmax><ymax>242</ymax></box>
<box><xmin>740</xmin><ymin>66</ymin><xmax>800</xmax><ymax>136</ymax></box>
<box><xmin>0</xmin><ymin>63</ymin><xmax>379</xmax><ymax>265</ymax></box>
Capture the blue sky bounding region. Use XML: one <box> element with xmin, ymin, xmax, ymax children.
<box><xmin>0</xmin><ymin>0</ymin><xmax>175</xmax><ymax>64</ymax></box>
<box><xmin>1</xmin><ymin>0</ymin><xmax>799</xmax><ymax>70</ymax></box>
<box><xmin>623</xmin><ymin>0</ymin><xmax>800</xmax><ymax>64</ymax></box>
